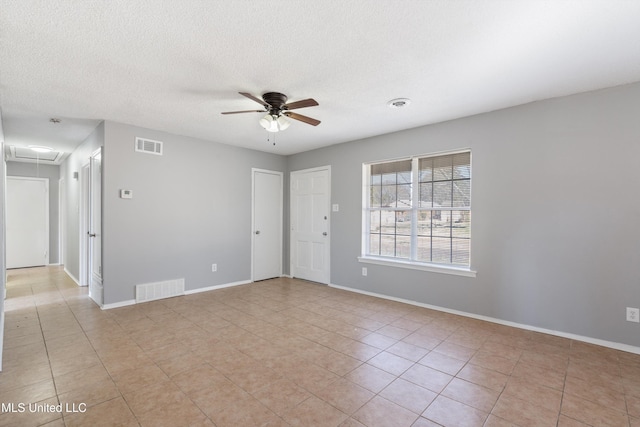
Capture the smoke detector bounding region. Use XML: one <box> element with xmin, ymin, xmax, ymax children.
<box><xmin>388</xmin><ymin>98</ymin><xmax>411</xmax><ymax>108</ymax></box>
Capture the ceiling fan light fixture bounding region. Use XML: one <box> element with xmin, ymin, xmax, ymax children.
<box><xmin>259</xmin><ymin>114</ymin><xmax>289</xmax><ymax>132</ymax></box>
<box><xmin>277</xmin><ymin>115</ymin><xmax>290</xmax><ymax>131</ymax></box>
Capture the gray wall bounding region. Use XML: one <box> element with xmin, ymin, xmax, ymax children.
<box><xmin>102</xmin><ymin>121</ymin><xmax>286</xmax><ymax>304</ymax></box>
<box><xmin>288</xmin><ymin>82</ymin><xmax>640</xmax><ymax>348</ymax></box>
<box><xmin>6</xmin><ymin>162</ymin><xmax>60</xmax><ymax>264</ymax></box>
<box><xmin>60</xmin><ymin>122</ymin><xmax>105</xmax><ymax>282</ymax></box>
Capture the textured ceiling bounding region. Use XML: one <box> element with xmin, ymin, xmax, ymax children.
<box><xmin>2</xmin><ymin>1</ymin><xmax>640</xmax><ymax>157</ymax></box>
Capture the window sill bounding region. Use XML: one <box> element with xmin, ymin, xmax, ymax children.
<box><xmin>358</xmin><ymin>256</ymin><xmax>477</xmax><ymax>278</ymax></box>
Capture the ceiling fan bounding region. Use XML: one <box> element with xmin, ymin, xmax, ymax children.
<box><xmin>221</xmin><ymin>92</ymin><xmax>320</xmax><ymax>132</ymax></box>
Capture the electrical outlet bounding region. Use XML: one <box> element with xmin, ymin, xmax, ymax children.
<box><xmin>212</xmin><ymin>264</ymin><xmax>217</xmax><ymax>272</ymax></box>
<box><xmin>362</xmin><ymin>267</ymin><xmax>367</xmax><ymax>276</ymax></box>
<box><xmin>627</xmin><ymin>307</ymin><xmax>639</xmax><ymax>323</ymax></box>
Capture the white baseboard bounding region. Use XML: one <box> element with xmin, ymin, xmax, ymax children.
<box><xmin>102</xmin><ymin>299</ymin><xmax>136</xmax><ymax>310</ymax></box>
<box><xmin>329</xmin><ymin>283</ymin><xmax>640</xmax><ymax>355</ymax></box>
<box><xmin>184</xmin><ymin>280</ymin><xmax>252</xmax><ymax>295</ymax></box>
<box><xmin>64</xmin><ymin>268</ymin><xmax>82</xmax><ymax>287</ymax></box>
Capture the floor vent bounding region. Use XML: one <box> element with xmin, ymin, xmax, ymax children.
<box><xmin>135</xmin><ymin>137</ymin><xmax>163</xmax><ymax>155</ymax></box>
<box><xmin>135</xmin><ymin>278</ymin><xmax>184</xmax><ymax>303</ymax></box>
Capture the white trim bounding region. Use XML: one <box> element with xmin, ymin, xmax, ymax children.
<box><xmin>64</xmin><ymin>268</ymin><xmax>81</xmax><ymax>286</ymax></box>
<box><xmin>184</xmin><ymin>280</ymin><xmax>252</xmax><ymax>295</ymax></box>
<box><xmin>102</xmin><ymin>299</ymin><xmax>136</xmax><ymax>310</ymax></box>
<box><xmin>79</xmin><ymin>162</ymin><xmax>90</xmax><ymax>287</ymax></box>
<box><xmin>358</xmin><ymin>256</ymin><xmax>477</xmax><ymax>277</ymax></box>
<box><xmin>329</xmin><ymin>283</ymin><xmax>640</xmax><ymax>355</ymax></box>
<box><xmin>251</xmin><ymin>168</ymin><xmax>283</xmax><ymax>282</ymax></box>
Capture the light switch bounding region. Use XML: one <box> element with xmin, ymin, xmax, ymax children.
<box><xmin>120</xmin><ymin>189</ymin><xmax>133</xmax><ymax>199</ymax></box>
<box><xmin>332</xmin><ymin>204</ymin><xmax>339</xmax><ymax>212</ymax></box>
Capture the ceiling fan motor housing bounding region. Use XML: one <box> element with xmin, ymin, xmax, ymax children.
<box><xmin>263</xmin><ymin>92</ymin><xmax>288</xmax><ymax>114</ymax></box>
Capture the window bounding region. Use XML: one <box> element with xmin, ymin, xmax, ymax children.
<box><xmin>363</xmin><ymin>151</ymin><xmax>472</xmax><ymax>272</ymax></box>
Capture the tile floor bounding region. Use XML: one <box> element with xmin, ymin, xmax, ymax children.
<box><xmin>1</xmin><ymin>266</ymin><xmax>639</xmax><ymax>427</ymax></box>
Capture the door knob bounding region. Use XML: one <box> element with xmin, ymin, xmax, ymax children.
<box><xmin>322</xmin><ymin>232</ymin><xmax>327</xmax><ymax>236</ymax></box>
<box><xmin>88</xmin><ymin>232</ymin><xmax>96</xmax><ymax>237</ymax></box>
<box><xmin>255</xmin><ymin>230</ymin><xmax>260</xmax><ymax>235</ymax></box>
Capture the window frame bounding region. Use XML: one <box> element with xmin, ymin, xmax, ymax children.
<box><xmin>360</xmin><ymin>149</ymin><xmax>476</xmax><ymax>277</ymax></box>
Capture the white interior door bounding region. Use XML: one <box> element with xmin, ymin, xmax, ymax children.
<box><xmin>6</xmin><ymin>177</ymin><xmax>49</xmax><ymax>269</ymax></box>
<box><xmin>252</xmin><ymin>169</ymin><xmax>283</xmax><ymax>281</ymax></box>
<box><xmin>88</xmin><ymin>149</ymin><xmax>103</xmax><ymax>305</ymax></box>
<box><xmin>290</xmin><ymin>166</ymin><xmax>330</xmax><ymax>284</ymax></box>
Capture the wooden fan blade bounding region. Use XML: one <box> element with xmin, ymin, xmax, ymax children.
<box><xmin>284</xmin><ymin>112</ymin><xmax>321</xmax><ymax>126</ymax></box>
<box><xmin>221</xmin><ymin>110</ymin><xmax>265</xmax><ymax>115</ymax></box>
<box><xmin>284</xmin><ymin>98</ymin><xmax>318</xmax><ymax>110</ymax></box>
<box><xmin>239</xmin><ymin>92</ymin><xmax>269</xmax><ymax>108</ymax></box>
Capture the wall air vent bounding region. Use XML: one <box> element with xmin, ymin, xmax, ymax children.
<box><xmin>135</xmin><ymin>137</ymin><xmax>163</xmax><ymax>155</ymax></box>
<box><xmin>135</xmin><ymin>278</ymin><xmax>184</xmax><ymax>303</ymax></box>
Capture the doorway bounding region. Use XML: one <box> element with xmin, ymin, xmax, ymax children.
<box><xmin>290</xmin><ymin>166</ymin><xmax>331</xmax><ymax>284</ymax></box>
<box><xmin>252</xmin><ymin>169</ymin><xmax>283</xmax><ymax>281</ymax></box>
<box><xmin>6</xmin><ymin>176</ymin><xmax>49</xmax><ymax>269</ymax></box>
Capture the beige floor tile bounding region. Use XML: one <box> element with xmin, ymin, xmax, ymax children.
<box><xmin>122</xmin><ymin>378</ymin><xmax>184</xmax><ymax>416</ymax></box>
<box><xmin>282</xmin><ymin>395</ymin><xmax>348</xmax><ymax>427</ymax></box>
<box><xmin>483</xmin><ymin>414</ymin><xmax>519</xmax><ymax>427</ymax></box>
<box><xmin>57</xmin><ymin>378</ymin><xmax>120</xmax><ymax>409</ymax></box>
<box><xmin>468</xmin><ymin>350</ymin><xmax>517</xmax><ymax>375</ymax></box>
<box><xmin>386</xmin><ymin>341</ymin><xmax>430</xmax><ymax>362</ymax></box>
<box><xmin>492</xmin><ymin>394</ymin><xmax>559</xmax><ymax>427</ymax></box>
<box><xmin>561</xmin><ymin>393</ymin><xmax>629</xmax><ymax>427</ymax></box>
<box><xmin>110</xmin><ymin>363</ymin><xmax>170</xmax><ymax>394</ymax></box>
<box><xmin>0</xmin><ymin>379</ymin><xmax>57</xmax><ymax>407</ymax></box>
<box><xmin>353</xmin><ymin>395</ymin><xmax>418</xmax><ymax>427</ymax></box>
<box><xmin>314</xmin><ymin>378</ymin><xmax>375</xmax><ymax>414</ymax></box>
<box><xmin>511</xmin><ymin>360</ymin><xmax>566</xmax><ymax>390</ymax></box>
<box><xmin>418</xmin><ymin>350</ymin><xmax>466</xmax><ymax>375</ymax></box>
<box><xmin>3</xmin><ymin>266</ymin><xmax>640</xmax><ymax>427</ymax></box>
<box><xmin>557</xmin><ymin>415</ymin><xmax>592</xmax><ymax>426</ymax></box>
<box><xmin>136</xmin><ymin>394</ymin><xmax>208</xmax><ymax>427</ymax></box>
<box><xmin>315</xmin><ymin>350</ymin><xmax>362</xmax><ymax>376</ymax></box>
<box><xmin>0</xmin><ymin>396</ymin><xmax>62</xmax><ymax>427</ymax></box>
<box><xmin>63</xmin><ymin>397</ymin><xmax>138</xmax><ymax>427</ymax></box>
<box><xmin>253</xmin><ymin>378</ymin><xmax>312</xmax><ymax>416</ymax></box>
<box><xmin>346</xmin><ymin>363</ymin><xmax>397</xmax><ymax>393</ymax></box>
<box><xmin>456</xmin><ymin>364</ymin><xmax>508</xmax><ymax>392</ymax></box>
<box><xmin>367</xmin><ymin>351</ymin><xmax>414</xmax><ymax>376</ymax></box>
<box><xmin>422</xmin><ymin>395</ymin><xmax>488</xmax><ymax>427</ymax></box>
<box><xmin>52</xmin><ymin>363</ymin><xmax>111</xmax><ymax>394</ymax></box>
<box><xmin>379</xmin><ymin>378</ymin><xmax>437</xmax><ymax>414</ymax></box>
<box><xmin>441</xmin><ymin>378</ymin><xmax>499</xmax><ymax>413</ymax></box>
<box><xmin>432</xmin><ymin>341</ymin><xmax>476</xmax><ymax>361</ymax></box>
<box><xmin>401</xmin><ymin>363</ymin><xmax>453</xmax><ymax>393</ymax></box>
<box><xmin>502</xmin><ymin>376</ymin><xmax>562</xmax><ymax>413</ymax></box>
<box><xmin>564</xmin><ymin>374</ymin><xmax>627</xmax><ymax>412</ymax></box>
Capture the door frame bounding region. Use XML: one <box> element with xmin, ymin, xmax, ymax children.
<box><xmin>251</xmin><ymin>168</ymin><xmax>283</xmax><ymax>282</ymax></box>
<box><xmin>289</xmin><ymin>165</ymin><xmax>331</xmax><ymax>284</ymax></box>
<box><xmin>79</xmin><ymin>162</ymin><xmax>90</xmax><ymax>287</ymax></box>
<box><xmin>6</xmin><ymin>176</ymin><xmax>50</xmax><ymax>268</ymax></box>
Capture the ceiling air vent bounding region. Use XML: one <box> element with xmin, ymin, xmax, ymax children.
<box><xmin>135</xmin><ymin>137</ymin><xmax>163</xmax><ymax>155</ymax></box>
